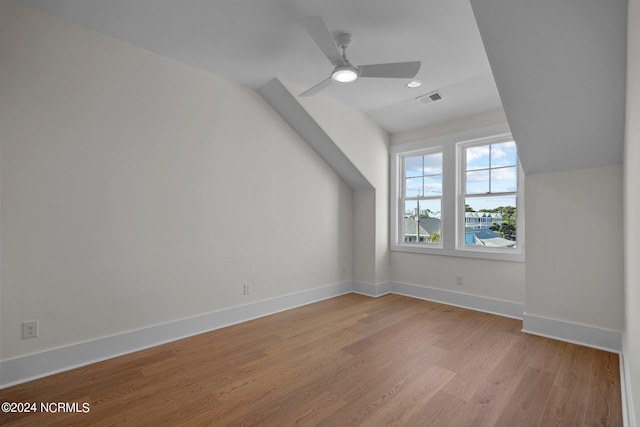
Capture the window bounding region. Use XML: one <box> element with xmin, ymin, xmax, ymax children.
<box><xmin>401</xmin><ymin>149</ymin><xmax>443</xmax><ymax>245</ymax></box>
<box><xmin>459</xmin><ymin>139</ymin><xmax>520</xmax><ymax>251</ymax></box>
<box><xmin>390</xmin><ymin>124</ymin><xmax>524</xmax><ymax>262</ymax></box>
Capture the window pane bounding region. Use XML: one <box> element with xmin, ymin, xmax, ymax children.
<box><xmin>405</xmin><ymin>177</ymin><xmax>422</xmax><ymax>197</ymax></box>
<box><xmin>491</xmin><ymin>141</ymin><xmax>517</xmax><ymax>168</ymax></box>
<box><xmin>466</xmin><ymin>145</ymin><xmax>490</xmax><ymax>170</ymax></box>
<box><xmin>404</xmin><ymin>152</ymin><xmax>443</xmax><ymax>197</ymax></box>
<box><xmin>464</xmin><ymin>196</ymin><xmax>517</xmax><ymax>248</ymax></box>
<box><xmin>403</xmin><ymin>199</ymin><xmax>441</xmax><ymax>244</ymax></box>
<box><xmin>491</xmin><ymin>166</ymin><xmax>518</xmax><ymax>192</ymax></box>
<box><xmin>404</xmin><ymin>156</ymin><xmax>423</xmax><ymax>178</ymax></box>
<box><xmin>418</xmin><ymin>199</ymin><xmax>442</xmax><ymax>219</ymax></box>
<box><xmin>404</xmin><ymin>200</ymin><xmax>418</xmax><ymax>218</ymax></box>
<box><xmin>466</xmin><ymin>170</ymin><xmax>489</xmax><ymax>194</ymax></box>
<box><xmin>423</xmin><ymin>153</ymin><xmax>443</xmax><ymax>175</ymax></box>
<box><xmin>424</xmin><ymin>175</ymin><xmax>442</xmax><ymax>196</ymax></box>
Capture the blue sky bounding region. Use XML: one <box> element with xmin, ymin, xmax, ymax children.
<box><xmin>404</xmin><ymin>141</ymin><xmax>518</xmax><ymax>212</ymax></box>
<box><xmin>465</xmin><ymin>141</ymin><xmax>517</xmax><ymax>195</ymax></box>
<box><xmin>405</xmin><ymin>152</ymin><xmax>442</xmax><ymax>198</ymax></box>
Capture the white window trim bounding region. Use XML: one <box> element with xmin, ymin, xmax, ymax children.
<box><xmin>390</xmin><ymin>123</ymin><xmax>525</xmax><ymax>262</ymax></box>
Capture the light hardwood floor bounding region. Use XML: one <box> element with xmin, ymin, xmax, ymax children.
<box><xmin>0</xmin><ymin>293</ymin><xmax>622</xmax><ymax>426</ymax></box>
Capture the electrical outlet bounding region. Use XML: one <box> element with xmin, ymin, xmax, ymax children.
<box><xmin>243</xmin><ymin>282</ymin><xmax>251</xmax><ymax>295</ymax></box>
<box><xmin>22</xmin><ymin>320</ymin><xmax>39</xmax><ymax>339</ymax></box>
<box><xmin>456</xmin><ymin>274</ymin><xmax>463</xmax><ymax>286</ymax></box>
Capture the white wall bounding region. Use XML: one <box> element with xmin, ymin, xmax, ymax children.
<box><xmin>624</xmin><ymin>0</ymin><xmax>640</xmax><ymax>420</ymax></box>
<box><xmin>0</xmin><ymin>1</ymin><xmax>353</xmax><ymax>360</ymax></box>
<box><xmin>294</xmin><ymin>87</ymin><xmax>390</xmax><ymax>285</ymax></box>
<box><xmin>389</xmin><ymin>112</ymin><xmax>526</xmax><ymax>305</ymax></box>
<box><xmin>390</xmin><ymin>253</ymin><xmax>525</xmax><ymax>303</ymax></box>
<box><xmin>391</xmin><ymin>108</ymin><xmax>508</xmax><ymax>146</ymax></box>
<box><xmin>352</xmin><ymin>190</ymin><xmax>376</xmax><ymax>285</ymax></box>
<box><xmin>525</xmin><ymin>165</ymin><xmax>624</xmax><ymax>332</ymax></box>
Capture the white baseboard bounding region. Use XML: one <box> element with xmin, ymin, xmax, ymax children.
<box><xmin>2</xmin><ymin>280</ymin><xmax>627</xmax><ymax>396</ymax></box>
<box><xmin>522</xmin><ymin>313</ymin><xmax>622</xmax><ymax>353</ymax></box>
<box><xmin>390</xmin><ymin>281</ymin><xmax>525</xmax><ymax>319</ymax></box>
<box><xmin>353</xmin><ymin>281</ymin><xmax>391</xmax><ymax>297</ymax></box>
<box><xmin>0</xmin><ymin>281</ymin><xmax>353</xmax><ymax>389</ymax></box>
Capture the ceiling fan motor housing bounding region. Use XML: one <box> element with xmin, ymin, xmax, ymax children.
<box><xmin>335</xmin><ymin>33</ymin><xmax>352</xmax><ymax>51</ymax></box>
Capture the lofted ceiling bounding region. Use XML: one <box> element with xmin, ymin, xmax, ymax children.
<box><xmin>15</xmin><ymin>0</ymin><xmax>503</xmax><ymax>135</ymax></box>
<box><xmin>471</xmin><ymin>0</ymin><xmax>627</xmax><ymax>174</ymax></box>
<box><xmin>14</xmin><ymin>0</ymin><xmax>628</xmax><ymax>175</ymax></box>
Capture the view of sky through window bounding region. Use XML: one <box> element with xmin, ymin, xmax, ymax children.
<box><xmin>464</xmin><ymin>141</ymin><xmax>517</xmax><ymax>211</ymax></box>
<box><xmin>463</xmin><ymin>140</ymin><xmax>518</xmax><ymax>248</ymax></box>
<box><xmin>404</xmin><ymin>152</ymin><xmax>442</xmax><ymax>198</ymax></box>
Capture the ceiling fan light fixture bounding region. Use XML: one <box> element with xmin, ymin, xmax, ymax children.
<box><xmin>331</xmin><ymin>65</ymin><xmax>358</xmax><ymax>83</ymax></box>
<box><xmin>299</xmin><ymin>17</ymin><xmax>421</xmax><ymax>96</ymax></box>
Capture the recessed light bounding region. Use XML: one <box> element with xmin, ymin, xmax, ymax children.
<box><xmin>406</xmin><ymin>80</ymin><xmax>422</xmax><ymax>88</ymax></box>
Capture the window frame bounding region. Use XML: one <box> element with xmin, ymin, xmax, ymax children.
<box><xmin>455</xmin><ymin>136</ymin><xmax>524</xmax><ymax>259</ymax></box>
<box><xmin>390</xmin><ymin>123</ymin><xmax>524</xmax><ymax>262</ymax></box>
<box><xmin>398</xmin><ymin>147</ymin><xmax>444</xmax><ymax>248</ymax></box>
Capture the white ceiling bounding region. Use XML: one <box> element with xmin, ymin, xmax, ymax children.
<box><xmin>16</xmin><ymin>0</ymin><xmax>504</xmax><ymax>134</ymax></box>
<box><xmin>471</xmin><ymin>0</ymin><xmax>627</xmax><ymax>174</ymax></box>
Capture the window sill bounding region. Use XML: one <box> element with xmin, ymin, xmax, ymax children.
<box><xmin>391</xmin><ymin>243</ymin><xmax>524</xmax><ymax>262</ymax></box>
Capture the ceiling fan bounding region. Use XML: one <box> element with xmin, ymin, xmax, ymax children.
<box><xmin>298</xmin><ymin>16</ymin><xmax>421</xmax><ymax>97</ymax></box>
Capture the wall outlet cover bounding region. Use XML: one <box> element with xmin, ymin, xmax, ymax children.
<box><xmin>22</xmin><ymin>320</ymin><xmax>39</xmax><ymax>339</ymax></box>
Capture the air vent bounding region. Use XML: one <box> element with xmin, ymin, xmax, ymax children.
<box><xmin>416</xmin><ymin>90</ymin><xmax>444</xmax><ymax>105</ymax></box>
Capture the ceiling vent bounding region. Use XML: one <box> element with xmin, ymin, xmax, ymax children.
<box><xmin>416</xmin><ymin>90</ymin><xmax>444</xmax><ymax>105</ymax></box>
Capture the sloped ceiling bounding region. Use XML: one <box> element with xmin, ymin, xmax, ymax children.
<box><xmin>12</xmin><ymin>0</ymin><xmax>628</xmax><ymax>175</ymax></box>
<box><xmin>471</xmin><ymin>0</ymin><xmax>627</xmax><ymax>175</ymax></box>
<box><xmin>14</xmin><ymin>0</ymin><xmax>503</xmax><ymax>135</ymax></box>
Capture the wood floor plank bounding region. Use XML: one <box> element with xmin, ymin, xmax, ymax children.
<box><xmin>428</xmin><ymin>307</ymin><xmax>494</xmax><ymax>351</ymax></box>
<box><xmin>405</xmin><ymin>390</ymin><xmax>467</xmax><ymax>426</ymax></box>
<box><xmin>0</xmin><ymin>294</ymin><xmax>622</xmax><ymax>426</ymax></box>
<box><xmin>448</xmin><ymin>332</ymin><xmax>540</xmax><ymax>427</ymax></box>
<box><xmin>527</xmin><ymin>334</ymin><xmax>568</xmax><ymax>375</ymax></box>
<box><xmin>439</xmin><ymin>317</ymin><xmax>520</xmax><ymax>401</ymax></box>
<box><xmin>316</xmin><ymin>334</ymin><xmax>446</xmax><ymax>425</ymax></box>
<box><xmin>540</xmin><ymin>345</ymin><xmax>609</xmax><ymax>426</ymax></box>
<box><xmin>493</xmin><ymin>367</ymin><xmax>556</xmax><ymax>427</ymax></box>
<box><xmin>363</xmin><ymin>365</ymin><xmax>456</xmax><ymax>427</ymax></box>
<box><xmin>584</xmin><ymin>350</ymin><xmax>623</xmax><ymax>427</ymax></box>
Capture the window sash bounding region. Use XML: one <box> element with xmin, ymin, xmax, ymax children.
<box><xmin>457</xmin><ymin>138</ymin><xmax>521</xmax><ymax>252</ymax></box>
<box><xmin>399</xmin><ymin>148</ymin><xmax>443</xmax><ymax>247</ymax></box>
<box><xmin>462</xmin><ymin>140</ymin><xmax>518</xmax><ymax>197</ymax></box>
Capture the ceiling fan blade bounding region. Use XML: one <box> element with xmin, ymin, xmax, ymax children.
<box><xmin>299</xmin><ymin>16</ymin><xmax>343</xmax><ymax>65</ymax></box>
<box><xmin>299</xmin><ymin>77</ymin><xmax>333</xmax><ymax>97</ymax></box>
<box><xmin>358</xmin><ymin>61</ymin><xmax>421</xmax><ymax>79</ymax></box>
